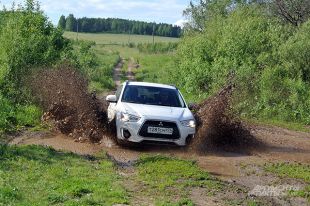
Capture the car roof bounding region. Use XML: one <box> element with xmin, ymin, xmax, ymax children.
<box><xmin>125</xmin><ymin>81</ymin><xmax>177</xmax><ymax>90</ymax></box>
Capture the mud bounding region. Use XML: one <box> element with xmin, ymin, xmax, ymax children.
<box><xmin>191</xmin><ymin>85</ymin><xmax>261</xmax><ymax>154</ymax></box>
<box><xmin>113</xmin><ymin>59</ymin><xmax>123</xmax><ymax>87</ymax></box>
<box><xmin>9</xmin><ymin>60</ymin><xmax>309</xmax><ymax>205</ymax></box>
<box><xmin>29</xmin><ymin>64</ymin><xmax>111</xmax><ymax>142</ymax></box>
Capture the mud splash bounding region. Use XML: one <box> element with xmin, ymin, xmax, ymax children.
<box><xmin>30</xmin><ymin>64</ymin><xmax>111</xmax><ymax>142</ymax></box>
<box><xmin>191</xmin><ymin>85</ymin><xmax>261</xmax><ymax>154</ymax></box>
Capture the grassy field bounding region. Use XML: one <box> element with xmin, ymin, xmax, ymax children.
<box><xmin>0</xmin><ymin>145</ymin><xmax>128</xmax><ymax>205</ymax></box>
<box><xmin>64</xmin><ymin>32</ymin><xmax>180</xmax><ymax>45</ymax></box>
<box><xmin>64</xmin><ymin>32</ymin><xmax>179</xmax><ymax>93</ymax></box>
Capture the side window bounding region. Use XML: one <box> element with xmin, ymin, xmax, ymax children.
<box><xmin>115</xmin><ymin>85</ymin><xmax>123</xmax><ymax>101</ymax></box>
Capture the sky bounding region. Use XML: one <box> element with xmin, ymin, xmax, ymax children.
<box><xmin>0</xmin><ymin>0</ymin><xmax>190</xmax><ymax>26</ymax></box>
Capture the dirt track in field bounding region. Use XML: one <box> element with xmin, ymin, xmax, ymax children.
<box><xmin>113</xmin><ymin>58</ymin><xmax>124</xmax><ymax>87</ymax></box>
<box><xmin>126</xmin><ymin>57</ymin><xmax>138</xmax><ymax>81</ymax></box>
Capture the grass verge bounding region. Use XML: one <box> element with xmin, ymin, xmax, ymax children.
<box><xmin>0</xmin><ymin>145</ymin><xmax>128</xmax><ymax>205</ymax></box>
<box><xmin>265</xmin><ymin>162</ymin><xmax>310</xmax><ymax>182</ymax></box>
<box><xmin>245</xmin><ymin>118</ymin><xmax>310</xmax><ymax>133</ymax></box>
<box><xmin>265</xmin><ymin>162</ymin><xmax>310</xmax><ymax>202</ymax></box>
<box><xmin>134</xmin><ymin>155</ymin><xmax>222</xmax><ymax>204</ymax></box>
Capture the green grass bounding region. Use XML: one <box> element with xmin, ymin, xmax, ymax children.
<box><xmin>0</xmin><ymin>146</ymin><xmax>226</xmax><ymax>206</ymax></box>
<box><xmin>265</xmin><ymin>162</ymin><xmax>310</xmax><ymax>202</ymax></box>
<box><xmin>130</xmin><ymin>52</ymin><xmax>201</xmax><ymax>103</ymax></box>
<box><xmin>0</xmin><ymin>145</ymin><xmax>128</xmax><ymax>206</ymax></box>
<box><xmin>135</xmin><ymin>155</ymin><xmax>222</xmax><ymax>204</ymax></box>
<box><xmin>64</xmin><ymin>32</ymin><xmax>180</xmax><ymax>45</ymax></box>
<box><xmin>134</xmin><ymin>54</ymin><xmax>175</xmax><ymax>84</ymax></box>
<box><xmin>89</xmin><ymin>45</ymin><xmax>120</xmax><ymax>92</ymax></box>
<box><xmin>265</xmin><ymin>162</ymin><xmax>310</xmax><ymax>182</ymax></box>
<box><xmin>288</xmin><ymin>186</ymin><xmax>310</xmax><ymax>203</ymax></box>
<box><xmin>101</xmin><ymin>45</ymin><xmax>141</xmax><ymax>59</ymax></box>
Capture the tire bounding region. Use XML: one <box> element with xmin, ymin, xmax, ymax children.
<box><xmin>116</xmin><ymin>138</ymin><xmax>130</xmax><ymax>147</ymax></box>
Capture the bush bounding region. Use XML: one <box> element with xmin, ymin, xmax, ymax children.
<box><xmin>0</xmin><ymin>1</ymin><xmax>67</xmax><ymax>132</ymax></box>
<box><xmin>137</xmin><ymin>42</ymin><xmax>178</xmax><ymax>54</ymax></box>
<box><xmin>0</xmin><ymin>94</ymin><xmax>42</xmax><ymax>132</ymax></box>
<box><xmin>0</xmin><ymin>6</ymin><xmax>67</xmax><ymax>102</ymax></box>
<box><xmin>15</xmin><ymin>105</ymin><xmax>42</xmax><ymax>127</ymax></box>
<box><xmin>0</xmin><ymin>94</ymin><xmax>16</xmax><ymax>132</ymax></box>
<box><xmin>175</xmin><ymin>5</ymin><xmax>310</xmax><ymax>124</ymax></box>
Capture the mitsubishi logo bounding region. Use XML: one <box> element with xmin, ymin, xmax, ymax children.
<box><xmin>158</xmin><ymin>122</ymin><xmax>163</xmax><ymax>127</ymax></box>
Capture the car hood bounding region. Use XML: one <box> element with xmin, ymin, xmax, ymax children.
<box><xmin>121</xmin><ymin>103</ymin><xmax>194</xmax><ymax>120</ymax></box>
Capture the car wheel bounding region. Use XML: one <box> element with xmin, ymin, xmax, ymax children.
<box><xmin>185</xmin><ymin>134</ymin><xmax>194</xmax><ymax>145</ymax></box>
<box><xmin>116</xmin><ymin>138</ymin><xmax>135</xmax><ymax>147</ymax></box>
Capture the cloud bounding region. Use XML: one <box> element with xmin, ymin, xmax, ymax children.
<box><xmin>0</xmin><ymin>0</ymin><xmax>189</xmax><ymax>25</ymax></box>
<box><xmin>174</xmin><ymin>19</ymin><xmax>187</xmax><ymax>28</ymax></box>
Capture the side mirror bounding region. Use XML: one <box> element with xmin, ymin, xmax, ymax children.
<box><xmin>106</xmin><ymin>95</ymin><xmax>117</xmax><ymax>103</ymax></box>
<box><xmin>188</xmin><ymin>103</ymin><xmax>195</xmax><ymax>110</ymax></box>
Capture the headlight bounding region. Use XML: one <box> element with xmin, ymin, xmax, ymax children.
<box><xmin>120</xmin><ymin>112</ymin><xmax>141</xmax><ymax>122</ymax></box>
<box><xmin>181</xmin><ymin>119</ymin><xmax>196</xmax><ymax>128</ymax></box>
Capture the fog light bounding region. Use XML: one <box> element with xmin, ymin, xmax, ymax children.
<box><xmin>123</xmin><ymin>129</ymin><xmax>131</xmax><ymax>139</ymax></box>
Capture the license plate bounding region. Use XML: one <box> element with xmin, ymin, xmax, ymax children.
<box><xmin>147</xmin><ymin>127</ymin><xmax>173</xmax><ymax>135</ymax></box>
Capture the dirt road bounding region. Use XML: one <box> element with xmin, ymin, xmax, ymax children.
<box><xmin>113</xmin><ymin>58</ymin><xmax>124</xmax><ymax>87</ymax></box>
<box><xmin>9</xmin><ymin>60</ymin><xmax>310</xmax><ymax>205</ymax></box>
<box><xmin>126</xmin><ymin>57</ymin><xmax>138</xmax><ymax>81</ymax></box>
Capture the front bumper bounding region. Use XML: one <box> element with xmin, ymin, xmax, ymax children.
<box><xmin>116</xmin><ymin>117</ymin><xmax>195</xmax><ymax>146</ymax></box>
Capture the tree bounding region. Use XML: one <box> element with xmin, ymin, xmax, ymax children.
<box><xmin>272</xmin><ymin>0</ymin><xmax>310</xmax><ymax>26</ymax></box>
<box><xmin>25</xmin><ymin>0</ymin><xmax>35</xmax><ymax>11</ymax></box>
<box><xmin>0</xmin><ymin>0</ymin><xmax>67</xmax><ymax>102</ymax></box>
<box><xmin>183</xmin><ymin>0</ymin><xmax>231</xmax><ymax>31</ymax></box>
<box><xmin>58</xmin><ymin>15</ymin><xmax>66</xmax><ymax>30</ymax></box>
<box><xmin>65</xmin><ymin>14</ymin><xmax>76</xmax><ymax>31</ymax></box>
<box><xmin>182</xmin><ymin>0</ymin><xmax>264</xmax><ymax>31</ymax></box>
<box><xmin>59</xmin><ymin>15</ymin><xmax>182</xmax><ymax>37</ymax></box>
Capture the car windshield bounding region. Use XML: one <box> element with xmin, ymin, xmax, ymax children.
<box><xmin>121</xmin><ymin>85</ymin><xmax>186</xmax><ymax>108</ymax></box>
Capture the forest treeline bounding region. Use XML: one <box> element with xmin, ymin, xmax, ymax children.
<box><xmin>58</xmin><ymin>14</ymin><xmax>182</xmax><ymax>38</ymax></box>
<box><xmin>173</xmin><ymin>0</ymin><xmax>310</xmax><ymax>124</ymax></box>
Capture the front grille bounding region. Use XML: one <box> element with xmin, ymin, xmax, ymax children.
<box><xmin>138</xmin><ymin>120</ymin><xmax>180</xmax><ymax>139</ymax></box>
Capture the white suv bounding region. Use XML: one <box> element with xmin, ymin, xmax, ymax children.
<box><xmin>106</xmin><ymin>81</ymin><xmax>196</xmax><ymax>146</ymax></box>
